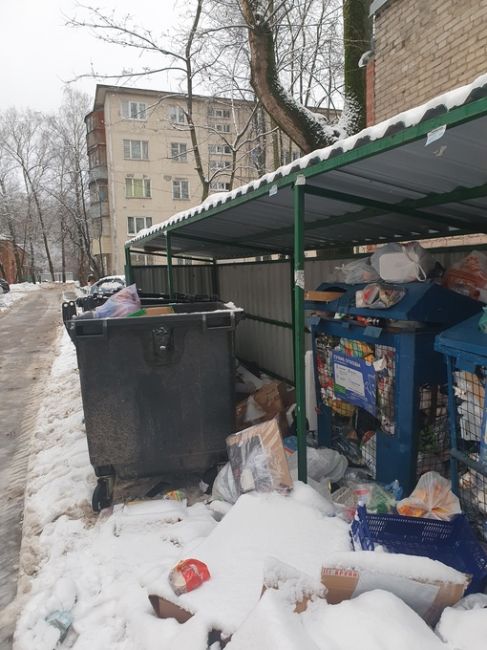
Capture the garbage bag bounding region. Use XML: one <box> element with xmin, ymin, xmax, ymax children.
<box><xmin>94</xmin><ymin>284</ymin><xmax>141</xmax><ymax>318</ymax></box>
<box><xmin>287</xmin><ymin>447</ymin><xmax>348</xmax><ymax>484</ymax></box>
<box><xmin>396</xmin><ymin>471</ymin><xmax>462</xmax><ymax>520</ymax></box>
<box><xmin>338</xmin><ymin>257</ymin><xmax>379</xmax><ymax>284</ymax></box>
<box><xmin>371</xmin><ymin>242</ymin><xmax>435</xmax><ymax>283</ymax></box>
<box><xmin>443</xmin><ymin>250</ymin><xmax>487</xmax><ymax>301</ymax></box>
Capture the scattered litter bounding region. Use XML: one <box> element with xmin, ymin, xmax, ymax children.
<box><xmin>45</xmin><ymin>610</ymin><xmax>73</xmax><ymax>645</ymax></box>
<box><xmin>169</xmin><ymin>559</ymin><xmax>211</xmax><ymax>596</ymax></box>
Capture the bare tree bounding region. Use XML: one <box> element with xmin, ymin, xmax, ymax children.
<box><xmin>0</xmin><ymin>109</ymin><xmax>56</xmax><ymax>280</ymax></box>
<box><xmin>49</xmin><ymin>88</ymin><xmax>103</xmax><ymax>282</ymax></box>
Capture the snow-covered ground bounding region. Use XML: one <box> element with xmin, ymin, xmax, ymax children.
<box><xmin>12</xmin><ymin>330</ymin><xmax>487</xmax><ymax>649</ymax></box>
<box><xmin>0</xmin><ymin>283</ymin><xmax>41</xmax><ymax>311</ymax></box>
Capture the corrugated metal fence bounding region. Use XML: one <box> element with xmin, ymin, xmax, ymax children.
<box><xmin>133</xmin><ymin>250</ymin><xmax>468</xmax><ymax>383</ymax></box>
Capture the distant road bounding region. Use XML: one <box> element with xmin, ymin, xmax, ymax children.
<box><xmin>0</xmin><ymin>285</ymin><xmax>64</xmax><ymax>649</ymax></box>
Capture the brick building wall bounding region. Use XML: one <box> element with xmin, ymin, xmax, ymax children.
<box><xmin>373</xmin><ymin>0</ymin><xmax>487</xmax><ymax>123</ymax></box>
<box><xmin>0</xmin><ymin>239</ymin><xmax>27</xmax><ymax>284</ymax></box>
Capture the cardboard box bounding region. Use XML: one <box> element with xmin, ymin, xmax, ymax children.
<box><xmin>148</xmin><ymin>594</ymin><xmax>193</xmax><ymax>623</ymax></box>
<box><xmin>253</xmin><ymin>381</ymin><xmax>286</xmax><ymax>418</ymax></box>
<box><xmin>226</xmin><ymin>418</ymin><xmax>293</xmax><ymax>494</ymax></box>
<box><xmin>321</xmin><ymin>560</ymin><xmax>467</xmax><ymax>626</ymax></box>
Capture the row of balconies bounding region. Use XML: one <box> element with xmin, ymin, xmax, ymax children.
<box><xmin>87</xmin><ymin>201</ymin><xmax>109</xmax><ymax>220</ymax></box>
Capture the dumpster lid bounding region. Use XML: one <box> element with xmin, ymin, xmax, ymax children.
<box><xmin>435</xmin><ymin>312</ymin><xmax>487</xmax><ymax>357</ymax></box>
<box><xmin>304</xmin><ymin>281</ymin><xmax>482</xmax><ymax>325</ymax></box>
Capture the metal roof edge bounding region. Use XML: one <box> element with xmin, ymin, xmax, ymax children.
<box><xmin>370</xmin><ymin>0</ymin><xmax>392</xmax><ymax>16</ymax></box>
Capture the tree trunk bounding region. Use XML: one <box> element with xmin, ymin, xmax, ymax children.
<box><xmin>240</xmin><ymin>2</ymin><xmax>335</xmax><ymax>154</ymax></box>
<box><xmin>343</xmin><ymin>0</ymin><xmax>371</xmax><ymax>133</ymax></box>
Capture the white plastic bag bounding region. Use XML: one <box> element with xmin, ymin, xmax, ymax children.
<box><xmin>371</xmin><ymin>243</ymin><xmax>435</xmax><ymax>283</ymax></box>
<box><xmin>94</xmin><ymin>284</ymin><xmax>141</xmax><ymax>318</ymax></box>
<box><xmin>212</xmin><ymin>462</ymin><xmax>239</xmax><ymax>504</ymax></box>
<box><xmin>338</xmin><ymin>258</ymin><xmax>379</xmax><ymax>284</ymax></box>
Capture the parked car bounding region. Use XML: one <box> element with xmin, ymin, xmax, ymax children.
<box><xmin>0</xmin><ymin>278</ymin><xmax>10</xmax><ymax>294</ymax></box>
<box><xmin>76</xmin><ymin>275</ymin><xmax>126</xmax><ymax>311</ymax></box>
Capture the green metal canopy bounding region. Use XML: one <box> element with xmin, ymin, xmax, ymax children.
<box><xmin>125</xmin><ymin>73</ymin><xmax>487</xmax><ymax>483</ymax></box>
<box><xmin>128</xmin><ymin>74</ymin><xmax>487</xmax><ymax>261</ymax></box>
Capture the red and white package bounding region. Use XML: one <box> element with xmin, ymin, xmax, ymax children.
<box><xmin>169</xmin><ymin>559</ymin><xmax>211</xmax><ymax>596</ymax></box>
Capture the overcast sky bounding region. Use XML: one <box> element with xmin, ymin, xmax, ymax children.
<box><xmin>0</xmin><ymin>0</ymin><xmax>182</xmax><ymax>113</ymax></box>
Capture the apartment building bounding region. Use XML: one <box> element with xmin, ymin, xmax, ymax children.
<box><xmin>85</xmin><ymin>85</ymin><xmax>309</xmax><ymax>274</ymax></box>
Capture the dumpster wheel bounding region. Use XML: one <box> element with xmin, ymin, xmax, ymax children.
<box><xmin>92</xmin><ymin>477</ymin><xmax>113</xmax><ymax>512</ymax></box>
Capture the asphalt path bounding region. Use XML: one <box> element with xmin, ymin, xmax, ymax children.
<box><xmin>0</xmin><ymin>285</ymin><xmax>64</xmax><ymax>649</ymax></box>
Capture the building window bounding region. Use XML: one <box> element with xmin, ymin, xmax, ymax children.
<box><xmin>125</xmin><ymin>177</ymin><xmax>151</xmax><ymax>198</ymax></box>
<box><xmin>121</xmin><ymin>100</ymin><xmax>147</xmax><ymax>120</ymax></box>
<box><xmin>208</xmin><ymin>107</ymin><xmax>231</xmax><ymax>119</ymax></box>
<box><xmin>127</xmin><ymin>216</ymin><xmax>153</xmax><ymax>235</ymax></box>
<box><xmin>209</xmin><ymin>160</ymin><xmax>231</xmax><ymax>171</ymax></box>
<box><xmin>170</xmin><ymin>142</ymin><xmax>188</xmax><ymax>161</ymax></box>
<box><xmin>210</xmin><ymin>181</ymin><xmax>230</xmax><ymax>192</ymax></box>
<box><xmin>208</xmin><ymin>143</ymin><xmax>232</xmax><ymax>155</ymax></box>
<box><xmin>169</xmin><ymin>106</ymin><xmax>186</xmax><ymax>124</ymax></box>
<box><xmin>212</xmin><ymin>123</ymin><xmax>231</xmax><ymax>133</ymax></box>
<box><xmin>123</xmin><ymin>139</ymin><xmax>149</xmax><ymax>160</ymax></box>
<box><xmin>172</xmin><ymin>179</ymin><xmax>189</xmax><ymax>200</ymax></box>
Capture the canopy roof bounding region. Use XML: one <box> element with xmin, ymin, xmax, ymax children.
<box><xmin>127</xmin><ymin>74</ymin><xmax>487</xmax><ymax>261</ymax></box>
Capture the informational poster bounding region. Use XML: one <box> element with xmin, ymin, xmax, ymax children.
<box><xmin>332</xmin><ymin>351</ymin><xmax>376</xmax><ymax>416</ymax></box>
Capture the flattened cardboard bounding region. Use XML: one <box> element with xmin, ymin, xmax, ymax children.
<box><xmin>304</xmin><ymin>290</ymin><xmax>345</xmax><ymax>302</ymax></box>
<box><xmin>148</xmin><ymin>594</ymin><xmax>193</xmax><ymax>623</ymax></box>
<box><xmin>143</xmin><ymin>306</ymin><xmax>175</xmax><ymax>316</ymax></box>
<box><xmin>226</xmin><ymin>418</ymin><xmax>293</xmax><ymax>494</ymax></box>
<box><xmin>321</xmin><ymin>566</ymin><xmax>466</xmax><ymax>626</ymax></box>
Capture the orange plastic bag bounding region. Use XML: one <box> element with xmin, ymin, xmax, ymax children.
<box><xmin>169</xmin><ymin>559</ymin><xmax>211</xmax><ymax>596</ymax></box>
<box><xmin>443</xmin><ymin>251</ymin><xmax>487</xmax><ymax>301</ymax></box>
<box><xmin>396</xmin><ymin>471</ymin><xmax>462</xmax><ymax>520</ymax></box>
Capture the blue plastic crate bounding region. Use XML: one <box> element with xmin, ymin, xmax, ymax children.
<box><xmin>351</xmin><ymin>505</ymin><xmax>487</xmax><ymax>594</ymax></box>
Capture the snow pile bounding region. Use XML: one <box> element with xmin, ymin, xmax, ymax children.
<box><xmin>436</xmin><ymin>594</ymin><xmax>487</xmax><ymax>650</ymax></box>
<box><xmin>0</xmin><ymin>282</ymin><xmax>40</xmax><ymax>311</ymax></box>
<box><xmin>227</xmin><ymin>588</ymin><xmax>447</xmax><ymax>650</ymax></box>
<box><xmin>166</xmin><ymin>488</ymin><xmax>350</xmax><ymax>635</ymax></box>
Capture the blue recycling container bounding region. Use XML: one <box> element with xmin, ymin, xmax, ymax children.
<box><xmin>435</xmin><ymin>313</ymin><xmax>487</xmax><ymax>538</ymax></box>
<box><xmin>305</xmin><ymin>282</ymin><xmax>481</xmax><ymax>493</ymax></box>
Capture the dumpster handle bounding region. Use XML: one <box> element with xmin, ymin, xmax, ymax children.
<box><xmin>202</xmin><ymin>312</ymin><xmax>235</xmax><ymax>331</ymax></box>
<box><xmin>71</xmin><ymin>319</ymin><xmax>109</xmax><ymax>339</ymax></box>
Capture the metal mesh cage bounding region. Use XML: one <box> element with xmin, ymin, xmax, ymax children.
<box><xmin>452</xmin><ymin>368</ymin><xmax>487</xmax><ymax>539</ymax></box>
<box><xmin>315</xmin><ymin>333</ymin><xmax>450</xmax><ymax>479</ymax></box>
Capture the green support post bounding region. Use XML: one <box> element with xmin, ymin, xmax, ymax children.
<box><xmin>166</xmin><ymin>234</ymin><xmax>174</xmax><ymax>298</ymax></box>
<box><xmin>124</xmin><ymin>246</ymin><xmax>133</xmax><ymax>285</ymax></box>
<box><xmin>289</xmin><ymin>254</ymin><xmax>296</xmax><ymax>375</ymax></box>
<box><xmin>293</xmin><ymin>176</ymin><xmax>307</xmax><ymax>483</ymax></box>
<box><xmin>212</xmin><ymin>259</ymin><xmax>220</xmax><ymax>299</ymax></box>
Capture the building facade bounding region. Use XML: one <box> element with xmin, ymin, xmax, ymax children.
<box><xmin>368</xmin><ymin>0</ymin><xmax>487</xmax><ymax>124</ymax></box>
<box><xmin>85</xmin><ymin>86</ymin><xmax>308</xmax><ymax>274</ymax></box>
